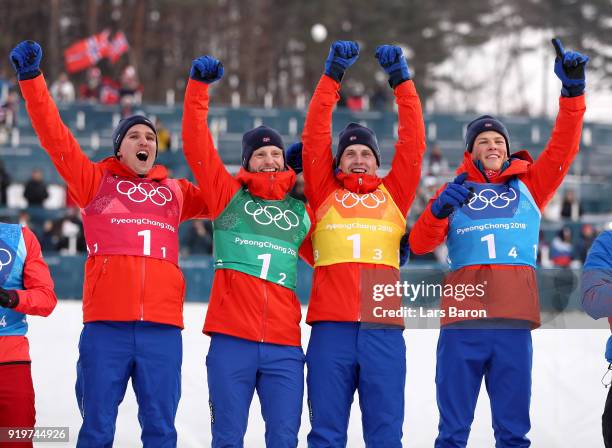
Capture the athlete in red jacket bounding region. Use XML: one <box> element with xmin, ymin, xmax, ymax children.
<box><xmin>302</xmin><ymin>42</ymin><xmax>425</xmax><ymax>447</ymax></box>
<box><xmin>182</xmin><ymin>55</ymin><xmax>314</xmax><ymax>447</ymax></box>
<box><xmin>11</xmin><ymin>40</ymin><xmax>208</xmax><ymax>447</ymax></box>
<box><xmin>409</xmin><ymin>39</ymin><xmax>587</xmax><ymax>447</ymax></box>
<box><xmin>0</xmin><ymin>224</ymin><xmax>56</xmax><ymax>448</ymax></box>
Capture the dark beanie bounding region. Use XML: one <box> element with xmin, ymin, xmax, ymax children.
<box><xmin>241</xmin><ymin>125</ymin><xmax>285</xmax><ymax>169</ymax></box>
<box><xmin>112</xmin><ymin>115</ymin><xmax>157</xmax><ymax>157</ymax></box>
<box><xmin>335</xmin><ymin>122</ymin><xmax>381</xmax><ymax>168</ymax></box>
<box><xmin>465</xmin><ymin>115</ymin><xmax>510</xmax><ymax>155</ymax></box>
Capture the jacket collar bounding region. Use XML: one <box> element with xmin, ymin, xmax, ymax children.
<box><xmin>334</xmin><ymin>171</ymin><xmax>382</xmax><ymax>193</ymax></box>
<box><xmin>100</xmin><ymin>157</ymin><xmax>169</xmax><ymax>181</ymax></box>
<box><xmin>458</xmin><ymin>150</ymin><xmax>533</xmax><ymax>183</ymax></box>
<box><xmin>235</xmin><ymin>168</ymin><xmax>296</xmax><ymax>200</ymax></box>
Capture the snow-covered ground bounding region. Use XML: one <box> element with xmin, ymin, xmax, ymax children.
<box><xmin>29</xmin><ymin>301</ymin><xmax>608</xmax><ymax>447</ymax></box>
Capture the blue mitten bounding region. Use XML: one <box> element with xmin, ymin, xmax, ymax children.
<box><xmin>552</xmin><ymin>38</ymin><xmax>588</xmax><ymax>97</ymax></box>
<box><xmin>430</xmin><ymin>173</ymin><xmax>473</xmax><ymax>219</ymax></box>
<box><xmin>9</xmin><ymin>40</ymin><xmax>42</xmax><ymax>81</ymax></box>
<box><xmin>375</xmin><ymin>45</ymin><xmax>411</xmax><ymax>88</ymax></box>
<box><xmin>190</xmin><ymin>56</ymin><xmax>224</xmax><ymax>84</ymax></box>
<box><xmin>324</xmin><ymin>41</ymin><xmax>359</xmax><ymax>82</ymax></box>
<box><xmin>606</xmin><ymin>335</ymin><xmax>612</xmax><ymax>363</ymax></box>
<box><xmin>286</xmin><ymin>142</ymin><xmax>303</xmax><ymax>174</ymax></box>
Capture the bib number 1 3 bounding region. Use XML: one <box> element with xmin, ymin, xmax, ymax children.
<box><xmin>257</xmin><ymin>253</ymin><xmax>286</xmax><ymax>285</ymax></box>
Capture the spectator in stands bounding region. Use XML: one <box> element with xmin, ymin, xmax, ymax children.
<box><xmin>370</xmin><ymin>84</ymin><xmax>389</xmax><ymax>110</ymax></box>
<box><xmin>50</xmin><ymin>72</ymin><xmax>75</xmax><ymax>103</ymax></box>
<box><xmin>119</xmin><ymin>65</ymin><xmax>143</xmax><ymax>117</ymax></box>
<box><xmin>560</xmin><ymin>189</ymin><xmax>583</xmax><ymax>220</ymax></box>
<box><xmin>182</xmin><ymin>220</ymin><xmax>213</xmax><ymax>255</ymax></box>
<box><xmin>0</xmin><ymin>159</ymin><xmax>11</xmax><ymax>206</ymax></box>
<box><xmin>55</xmin><ymin>207</ymin><xmax>86</xmax><ymax>254</ymax></box>
<box><xmin>155</xmin><ymin>119</ymin><xmax>172</xmax><ymax>153</ymax></box>
<box><xmin>0</xmin><ymin>91</ymin><xmax>19</xmax><ymax>130</ymax></box>
<box><xmin>23</xmin><ymin>169</ymin><xmax>48</xmax><ymax>207</ymax></box>
<box><xmin>550</xmin><ymin>226</ymin><xmax>576</xmax><ymax>267</ymax></box>
<box><xmin>576</xmin><ymin>222</ymin><xmax>596</xmax><ymax>264</ymax></box>
<box><xmin>427</xmin><ymin>143</ymin><xmax>449</xmax><ymax>176</ymax></box>
<box><xmin>79</xmin><ymin>67</ymin><xmax>102</xmax><ymax>102</ymax></box>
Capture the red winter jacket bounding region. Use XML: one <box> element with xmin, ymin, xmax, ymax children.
<box><xmin>0</xmin><ymin>226</ymin><xmax>57</xmax><ymax>363</ymax></box>
<box><xmin>302</xmin><ymin>75</ymin><xmax>426</xmax><ymax>324</ymax></box>
<box><xmin>19</xmin><ymin>75</ymin><xmax>209</xmax><ymax>329</ymax></box>
<box><xmin>409</xmin><ymin>94</ymin><xmax>586</xmax><ymax>327</ymax></box>
<box><xmin>182</xmin><ymin>79</ymin><xmax>314</xmax><ymax>347</ymax></box>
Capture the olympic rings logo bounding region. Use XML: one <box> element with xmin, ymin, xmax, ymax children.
<box><xmin>244</xmin><ymin>200</ymin><xmax>300</xmax><ymax>231</ymax></box>
<box><xmin>467</xmin><ymin>187</ymin><xmax>517</xmax><ymax>211</ymax></box>
<box><xmin>334</xmin><ymin>190</ymin><xmax>386</xmax><ymax>209</ymax></box>
<box><xmin>116</xmin><ymin>180</ymin><xmax>173</xmax><ymax>206</ymax></box>
<box><xmin>0</xmin><ymin>248</ymin><xmax>12</xmax><ymax>272</ymax></box>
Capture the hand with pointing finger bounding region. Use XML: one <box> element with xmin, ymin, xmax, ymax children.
<box><xmin>551</xmin><ymin>37</ymin><xmax>589</xmax><ymax>97</ymax></box>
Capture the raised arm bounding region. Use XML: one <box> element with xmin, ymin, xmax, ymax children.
<box><xmin>11</xmin><ymin>41</ymin><xmax>101</xmax><ymax>207</ymax></box>
<box><xmin>302</xmin><ymin>41</ymin><xmax>359</xmax><ymax>210</ymax></box>
<box><xmin>182</xmin><ymin>56</ymin><xmax>240</xmax><ymax>219</ymax></box>
<box><xmin>523</xmin><ymin>38</ymin><xmax>587</xmax><ymax>209</ymax></box>
<box><xmin>375</xmin><ymin>45</ymin><xmax>426</xmax><ymax>216</ymax></box>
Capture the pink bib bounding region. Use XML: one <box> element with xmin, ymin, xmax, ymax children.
<box><xmin>82</xmin><ymin>172</ymin><xmax>183</xmax><ymax>264</ymax></box>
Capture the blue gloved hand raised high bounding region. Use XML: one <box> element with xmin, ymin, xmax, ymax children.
<box><xmin>9</xmin><ymin>40</ymin><xmax>42</xmax><ymax>81</ymax></box>
<box><xmin>430</xmin><ymin>172</ymin><xmax>474</xmax><ymax>219</ymax></box>
<box><xmin>324</xmin><ymin>40</ymin><xmax>359</xmax><ymax>82</ymax></box>
<box><xmin>190</xmin><ymin>56</ymin><xmax>224</xmax><ymax>84</ymax></box>
<box><xmin>605</xmin><ymin>335</ymin><xmax>612</xmax><ymax>363</ymax></box>
<box><xmin>399</xmin><ymin>233</ymin><xmax>410</xmax><ymax>267</ymax></box>
<box><xmin>552</xmin><ymin>38</ymin><xmax>588</xmax><ymax>97</ymax></box>
<box><xmin>375</xmin><ymin>45</ymin><xmax>411</xmax><ymax>88</ymax></box>
<box><xmin>286</xmin><ymin>142</ymin><xmax>303</xmax><ymax>174</ymax></box>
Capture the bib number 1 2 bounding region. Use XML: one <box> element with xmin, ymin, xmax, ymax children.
<box><xmin>257</xmin><ymin>253</ymin><xmax>286</xmax><ymax>285</ymax></box>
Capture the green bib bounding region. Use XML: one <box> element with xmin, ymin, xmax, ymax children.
<box><xmin>213</xmin><ymin>188</ymin><xmax>311</xmax><ymax>290</ymax></box>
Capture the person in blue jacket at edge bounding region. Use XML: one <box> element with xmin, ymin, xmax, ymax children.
<box><xmin>581</xmin><ymin>230</ymin><xmax>612</xmax><ymax>447</ymax></box>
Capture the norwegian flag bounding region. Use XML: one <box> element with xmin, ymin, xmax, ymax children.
<box><xmin>64</xmin><ymin>30</ymin><xmax>110</xmax><ymax>73</ymax></box>
<box><xmin>107</xmin><ymin>32</ymin><xmax>129</xmax><ymax>64</ymax></box>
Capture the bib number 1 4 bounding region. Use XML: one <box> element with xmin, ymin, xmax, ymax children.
<box><xmin>479</xmin><ymin>233</ymin><xmax>537</xmax><ymax>260</ymax></box>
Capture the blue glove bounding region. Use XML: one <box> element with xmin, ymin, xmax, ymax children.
<box><xmin>190</xmin><ymin>56</ymin><xmax>224</xmax><ymax>84</ymax></box>
<box><xmin>286</xmin><ymin>142</ymin><xmax>303</xmax><ymax>174</ymax></box>
<box><xmin>552</xmin><ymin>38</ymin><xmax>588</xmax><ymax>97</ymax></box>
<box><xmin>399</xmin><ymin>233</ymin><xmax>410</xmax><ymax>267</ymax></box>
<box><xmin>606</xmin><ymin>336</ymin><xmax>612</xmax><ymax>363</ymax></box>
<box><xmin>375</xmin><ymin>45</ymin><xmax>411</xmax><ymax>88</ymax></box>
<box><xmin>324</xmin><ymin>41</ymin><xmax>359</xmax><ymax>82</ymax></box>
<box><xmin>430</xmin><ymin>172</ymin><xmax>473</xmax><ymax>219</ymax></box>
<box><xmin>9</xmin><ymin>40</ymin><xmax>42</xmax><ymax>81</ymax></box>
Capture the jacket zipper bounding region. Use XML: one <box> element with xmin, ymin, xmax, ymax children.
<box><xmin>261</xmin><ymin>282</ymin><xmax>268</xmax><ymax>342</ymax></box>
<box><xmin>140</xmin><ymin>257</ymin><xmax>145</xmax><ymax>321</ymax></box>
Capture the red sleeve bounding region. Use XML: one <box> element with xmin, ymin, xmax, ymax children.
<box><xmin>408</xmin><ymin>185</ymin><xmax>449</xmax><ymax>255</ymax></box>
<box><xmin>19</xmin><ymin>75</ymin><xmax>103</xmax><ymax>207</ymax></box>
<box><xmin>298</xmin><ymin>205</ymin><xmax>315</xmax><ymax>266</ymax></box>
<box><xmin>13</xmin><ymin>227</ymin><xmax>57</xmax><ymax>317</ymax></box>
<box><xmin>382</xmin><ymin>80</ymin><xmax>427</xmax><ymax>216</ymax></box>
<box><xmin>522</xmin><ymin>94</ymin><xmax>585</xmax><ymax>210</ymax></box>
<box><xmin>302</xmin><ymin>75</ymin><xmax>341</xmax><ymax>210</ymax></box>
<box><xmin>176</xmin><ymin>179</ymin><xmax>211</xmax><ymax>222</ymax></box>
<box><xmin>182</xmin><ymin>79</ymin><xmax>240</xmax><ymax>219</ymax></box>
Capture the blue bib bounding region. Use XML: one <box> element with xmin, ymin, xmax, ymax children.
<box><xmin>0</xmin><ymin>224</ymin><xmax>27</xmax><ymax>336</ymax></box>
<box><xmin>447</xmin><ymin>179</ymin><xmax>541</xmax><ymax>271</ymax></box>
